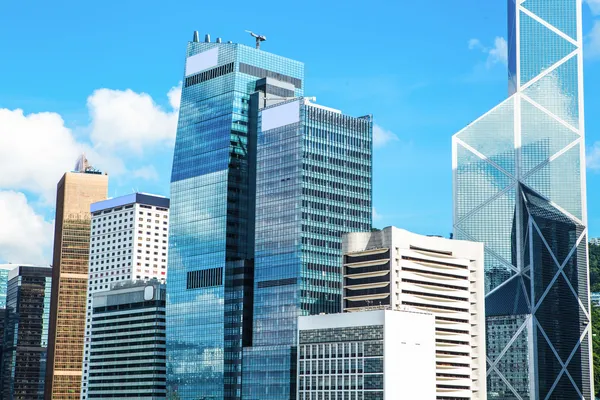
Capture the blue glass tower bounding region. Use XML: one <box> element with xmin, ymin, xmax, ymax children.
<box><xmin>453</xmin><ymin>1</ymin><xmax>591</xmax><ymax>399</ymax></box>
<box><xmin>166</xmin><ymin>34</ymin><xmax>303</xmax><ymax>399</ymax></box>
<box><xmin>242</xmin><ymin>99</ymin><xmax>372</xmax><ymax>399</ymax></box>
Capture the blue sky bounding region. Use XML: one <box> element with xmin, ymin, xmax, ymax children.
<box><xmin>1</xmin><ymin>0</ymin><xmax>600</xmax><ymax>264</ymax></box>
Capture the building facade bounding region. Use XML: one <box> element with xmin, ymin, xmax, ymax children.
<box><xmin>342</xmin><ymin>227</ymin><xmax>486</xmax><ymax>400</ymax></box>
<box><xmin>2</xmin><ymin>265</ymin><xmax>52</xmax><ymax>400</ymax></box>
<box><xmin>452</xmin><ymin>1</ymin><xmax>591</xmax><ymax>398</ymax></box>
<box><xmin>242</xmin><ymin>98</ymin><xmax>372</xmax><ymax>399</ymax></box>
<box><xmin>0</xmin><ymin>265</ymin><xmax>18</xmax><ymax>308</ymax></box>
<box><xmin>85</xmin><ymin>281</ymin><xmax>166</xmax><ymax>399</ymax></box>
<box><xmin>297</xmin><ymin>310</ymin><xmax>436</xmax><ymax>400</ymax></box>
<box><xmin>80</xmin><ymin>193</ymin><xmax>170</xmax><ymax>399</ymax></box>
<box><xmin>46</xmin><ymin>159</ymin><xmax>108</xmax><ymax>400</ymax></box>
<box><xmin>166</xmin><ymin>33</ymin><xmax>304</xmax><ymax>399</ymax></box>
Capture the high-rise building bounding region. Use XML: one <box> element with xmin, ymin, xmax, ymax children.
<box><xmin>242</xmin><ymin>98</ymin><xmax>372</xmax><ymax>400</ymax></box>
<box><xmin>0</xmin><ymin>265</ymin><xmax>18</xmax><ymax>308</ymax></box>
<box><xmin>46</xmin><ymin>157</ymin><xmax>108</xmax><ymax>400</ymax></box>
<box><xmin>342</xmin><ymin>227</ymin><xmax>486</xmax><ymax>400</ymax></box>
<box><xmin>85</xmin><ymin>280</ymin><xmax>166</xmax><ymax>399</ymax></box>
<box><xmin>452</xmin><ymin>1</ymin><xmax>591</xmax><ymax>398</ymax></box>
<box><xmin>80</xmin><ymin>193</ymin><xmax>170</xmax><ymax>400</ymax></box>
<box><xmin>297</xmin><ymin>310</ymin><xmax>436</xmax><ymax>400</ymax></box>
<box><xmin>1</xmin><ymin>265</ymin><xmax>52</xmax><ymax>400</ymax></box>
<box><xmin>166</xmin><ymin>33</ymin><xmax>304</xmax><ymax>399</ymax></box>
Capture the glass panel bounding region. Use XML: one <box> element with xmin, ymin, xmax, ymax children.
<box><xmin>487</xmin><ymin>370</ymin><xmax>521</xmax><ymax>400</ymax></box>
<box><xmin>522</xmin><ymin>0</ymin><xmax>578</xmax><ymax>40</ymax></box>
<box><xmin>536</xmin><ymin>327</ymin><xmax>563</xmax><ymax>400</ymax></box>
<box><xmin>519</xmin><ymin>11</ymin><xmax>576</xmax><ymax>85</ymax></box>
<box><xmin>520</xmin><ymin>99</ymin><xmax>579</xmax><ymax>176</ymax></box>
<box><xmin>523</xmin><ymin>56</ymin><xmax>579</xmax><ymax>129</ymax></box>
<box><xmin>455</xmin><ymin>97</ymin><xmax>515</xmax><ymax>175</ymax></box>
<box><xmin>524</xmin><ymin>144</ymin><xmax>582</xmax><ymax>220</ymax></box>
<box><xmin>455</xmin><ymin>144</ymin><xmax>515</xmax><ymax>220</ymax></box>
<box><xmin>567</xmin><ymin>333</ymin><xmax>591</xmax><ymax>399</ymax></box>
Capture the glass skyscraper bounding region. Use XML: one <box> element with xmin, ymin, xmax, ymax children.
<box><xmin>1</xmin><ymin>265</ymin><xmax>52</xmax><ymax>400</ymax></box>
<box><xmin>166</xmin><ymin>34</ymin><xmax>303</xmax><ymax>399</ymax></box>
<box><xmin>453</xmin><ymin>1</ymin><xmax>591</xmax><ymax>399</ymax></box>
<box><xmin>242</xmin><ymin>99</ymin><xmax>372</xmax><ymax>399</ymax></box>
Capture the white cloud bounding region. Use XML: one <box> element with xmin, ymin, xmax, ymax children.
<box><xmin>587</xmin><ymin>142</ymin><xmax>600</xmax><ymax>170</ymax></box>
<box><xmin>586</xmin><ymin>20</ymin><xmax>600</xmax><ymax>59</ymax></box>
<box><xmin>585</xmin><ymin>0</ymin><xmax>600</xmax><ymax>15</ymax></box>
<box><xmin>373</xmin><ymin>208</ymin><xmax>383</xmax><ymax>222</ymax></box>
<box><xmin>88</xmin><ymin>84</ymin><xmax>181</xmax><ymax>153</ymax></box>
<box><xmin>0</xmin><ymin>191</ymin><xmax>54</xmax><ymax>265</ymax></box>
<box><xmin>0</xmin><ymin>108</ymin><xmax>87</xmax><ymax>201</ymax></box>
<box><xmin>469</xmin><ymin>37</ymin><xmax>508</xmax><ymax>67</ymax></box>
<box><xmin>373</xmin><ymin>124</ymin><xmax>399</xmax><ymax>148</ymax></box>
<box><xmin>132</xmin><ymin>165</ymin><xmax>160</xmax><ymax>181</ymax></box>
<box><xmin>0</xmin><ymin>84</ymin><xmax>178</xmax><ymax>264</ymax></box>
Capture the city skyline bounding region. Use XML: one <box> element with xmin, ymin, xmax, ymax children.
<box><xmin>2</xmin><ymin>0</ymin><xmax>600</xmax><ymax>266</ymax></box>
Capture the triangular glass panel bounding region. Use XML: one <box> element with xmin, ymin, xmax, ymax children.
<box><xmin>456</xmin><ymin>188</ymin><xmax>516</xmax><ymax>265</ymax></box>
<box><xmin>523</xmin><ymin>56</ymin><xmax>579</xmax><ymax>129</ymax></box>
<box><xmin>455</xmin><ymin>97</ymin><xmax>515</xmax><ymax>175</ymax></box>
<box><xmin>536</xmin><ymin>274</ymin><xmax>585</xmax><ymax>363</ymax></box>
<box><xmin>455</xmin><ymin>144</ymin><xmax>515</xmax><ymax>220</ymax></box>
<box><xmin>492</xmin><ymin>321</ymin><xmax>532</xmax><ymax>399</ymax></box>
<box><xmin>536</xmin><ymin>325</ymin><xmax>563</xmax><ymax>400</ymax></box>
<box><xmin>562</xmin><ymin>235</ymin><xmax>589</xmax><ymax>309</ymax></box>
<box><xmin>522</xmin><ymin>184</ymin><xmax>583</xmax><ymax>266</ymax></box>
<box><xmin>486</xmin><ymin>369</ymin><xmax>522</xmax><ymax>400</ymax></box>
<box><xmin>519</xmin><ymin>11</ymin><xmax>577</xmax><ymax>85</ymax></box>
<box><xmin>523</xmin><ymin>144</ymin><xmax>582</xmax><ymax>221</ymax></box>
<box><xmin>484</xmin><ymin>250</ymin><xmax>516</xmax><ymax>294</ymax></box>
<box><xmin>522</xmin><ymin>0</ymin><xmax>578</xmax><ymax>40</ymax></box>
<box><xmin>566</xmin><ymin>332</ymin><xmax>592</xmax><ymax>398</ymax></box>
<box><xmin>520</xmin><ymin>98</ymin><xmax>580</xmax><ymax>176</ymax></box>
<box><xmin>486</xmin><ymin>314</ymin><xmax>529</xmax><ymax>365</ymax></box>
<box><xmin>529</xmin><ymin>221</ymin><xmax>559</xmax><ymax>305</ymax></box>
<box><xmin>487</xmin><ymin>276</ymin><xmax>531</xmax><ymax>316</ymax></box>
<box><xmin>547</xmin><ymin>371</ymin><xmax>581</xmax><ymax>400</ymax></box>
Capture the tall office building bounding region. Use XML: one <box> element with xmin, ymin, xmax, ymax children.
<box><xmin>452</xmin><ymin>1</ymin><xmax>591</xmax><ymax>398</ymax></box>
<box><xmin>1</xmin><ymin>265</ymin><xmax>52</xmax><ymax>400</ymax></box>
<box><xmin>80</xmin><ymin>193</ymin><xmax>170</xmax><ymax>399</ymax></box>
<box><xmin>86</xmin><ymin>281</ymin><xmax>166</xmax><ymax>399</ymax></box>
<box><xmin>342</xmin><ymin>227</ymin><xmax>486</xmax><ymax>400</ymax></box>
<box><xmin>46</xmin><ymin>157</ymin><xmax>108</xmax><ymax>400</ymax></box>
<box><xmin>242</xmin><ymin>98</ymin><xmax>372</xmax><ymax>400</ymax></box>
<box><xmin>0</xmin><ymin>265</ymin><xmax>18</xmax><ymax>308</ymax></box>
<box><xmin>166</xmin><ymin>33</ymin><xmax>304</xmax><ymax>399</ymax></box>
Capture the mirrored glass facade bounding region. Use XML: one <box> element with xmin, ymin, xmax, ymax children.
<box><xmin>1</xmin><ymin>266</ymin><xmax>52</xmax><ymax>400</ymax></box>
<box><xmin>242</xmin><ymin>100</ymin><xmax>372</xmax><ymax>400</ymax></box>
<box><xmin>167</xmin><ymin>40</ymin><xmax>304</xmax><ymax>400</ymax></box>
<box><xmin>453</xmin><ymin>1</ymin><xmax>591</xmax><ymax>398</ymax></box>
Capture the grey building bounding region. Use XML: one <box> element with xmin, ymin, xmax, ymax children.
<box><xmin>1</xmin><ymin>265</ymin><xmax>52</xmax><ymax>400</ymax></box>
<box><xmin>85</xmin><ymin>281</ymin><xmax>166</xmax><ymax>399</ymax></box>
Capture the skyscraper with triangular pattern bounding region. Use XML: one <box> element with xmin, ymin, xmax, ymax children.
<box><xmin>453</xmin><ymin>0</ymin><xmax>592</xmax><ymax>398</ymax></box>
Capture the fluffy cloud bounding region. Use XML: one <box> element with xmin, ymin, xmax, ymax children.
<box><xmin>586</xmin><ymin>20</ymin><xmax>600</xmax><ymax>59</ymax></box>
<box><xmin>88</xmin><ymin>84</ymin><xmax>180</xmax><ymax>152</ymax></box>
<box><xmin>0</xmin><ymin>108</ymin><xmax>86</xmax><ymax>201</ymax></box>
<box><xmin>373</xmin><ymin>124</ymin><xmax>399</xmax><ymax>148</ymax></box>
<box><xmin>587</xmin><ymin>142</ymin><xmax>600</xmax><ymax>170</ymax></box>
<box><xmin>0</xmin><ymin>84</ymin><xmax>180</xmax><ymax>263</ymax></box>
<box><xmin>585</xmin><ymin>0</ymin><xmax>600</xmax><ymax>15</ymax></box>
<box><xmin>132</xmin><ymin>165</ymin><xmax>160</xmax><ymax>181</ymax></box>
<box><xmin>0</xmin><ymin>191</ymin><xmax>54</xmax><ymax>265</ymax></box>
<box><xmin>469</xmin><ymin>37</ymin><xmax>508</xmax><ymax>67</ymax></box>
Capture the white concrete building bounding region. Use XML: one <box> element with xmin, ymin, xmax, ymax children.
<box><xmin>297</xmin><ymin>309</ymin><xmax>436</xmax><ymax>400</ymax></box>
<box><xmin>80</xmin><ymin>193</ymin><xmax>170</xmax><ymax>400</ymax></box>
<box><xmin>342</xmin><ymin>227</ymin><xmax>486</xmax><ymax>400</ymax></box>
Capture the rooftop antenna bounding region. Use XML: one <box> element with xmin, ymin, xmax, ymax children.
<box><xmin>245</xmin><ymin>30</ymin><xmax>266</xmax><ymax>49</ymax></box>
